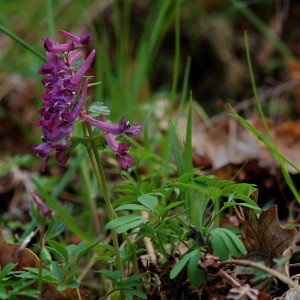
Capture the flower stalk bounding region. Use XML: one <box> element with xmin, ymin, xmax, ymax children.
<box><xmin>83</xmin><ymin>122</ymin><xmax>124</xmax><ymax>280</ymax></box>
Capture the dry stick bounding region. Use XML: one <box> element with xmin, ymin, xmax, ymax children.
<box><xmin>220</xmin><ymin>259</ymin><xmax>300</xmax><ymax>292</ymax></box>
<box><xmin>217</xmin><ymin>268</ymin><xmax>242</xmax><ymax>288</ymax></box>
<box><xmin>141</xmin><ymin>211</ymin><xmax>157</xmax><ymax>264</ymax></box>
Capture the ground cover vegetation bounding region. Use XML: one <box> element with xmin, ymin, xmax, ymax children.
<box><xmin>1</xmin><ymin>0</ymin><xmax>300</xmax><ymax>299</ymax></box>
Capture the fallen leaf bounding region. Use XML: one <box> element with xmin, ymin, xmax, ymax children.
<box><xmin>235</xmin><ymin>191</ymin><xmax>296</xmax><ymax>264</ymax></box>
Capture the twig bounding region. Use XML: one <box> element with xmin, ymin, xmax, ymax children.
<box><xmin>141</xmin><ymin>211</ymin><xmax>157</xmax><ymax>263</ymax></box>
<box><xmin>221</xmin><ymin>259</ymin><xmax>300</xmax><ymax>292</ymax></box>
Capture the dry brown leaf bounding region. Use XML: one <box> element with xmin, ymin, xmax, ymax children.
<box><xmin>0</xmin><ymin>230</ymin><xmax>40</xmax><ymax>270</ymax></box>
<box><xmin>235</xmin><ymin>192</ymin><xmax>295</xmax><ymax>259</ymax></box>
<box><xmin>0</xmin><ymin>230</ymin><xmax>90</xmax><ymax>300</ymax></box>
<box><xmin>237</xmin><ymin>203</ymin><xmax>296</xmax><ymax>263</ymax></box>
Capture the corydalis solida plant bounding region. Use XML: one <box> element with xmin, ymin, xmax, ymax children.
<box><xmin>33</xmin><ymin>30</ymin><xmax>141</xmax><ymax>170</ymax></box>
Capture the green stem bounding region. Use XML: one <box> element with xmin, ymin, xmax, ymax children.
<box><xmin>79</xmin><ymin>151</ymin><xmax>101</xmax><ymax>236</ymax></box>
<box><xmin>0</xmin><ymin>25</ymin><xmax>46</xmax><ymax>62</ymax></box>
<box><xmin>82</xmin><ymin>122</ymin><xmax>125</xmax><ymax>298</ymax></box>
<box><xmin>37</xmin><ymin>220</ymin><xmax>46</xmax><ymax>299</ymax></box>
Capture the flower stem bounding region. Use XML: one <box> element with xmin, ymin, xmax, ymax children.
<box><xmin>82</xmin><ymin>122</ymin><xmax>125</xmax><ymax>283</ymax></box>
<box><xmin>38</xmin><ymin>220</ymin><xmax>46</xmax><ymax>300</ymax></box>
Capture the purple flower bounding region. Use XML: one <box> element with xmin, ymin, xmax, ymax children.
<box><xmin>105</xmin><ymin>133</ymin><xmax>133</xmax><ymax>169</ymax></box>
<box><xmin>80</xmin><ymin>114</ymin><xmax>141</xmax><ymax>136</ymax></box>
<box><xmin>80</xmin><ymin>114</ymin><xmax>141</xmax><ymax>169</ymax></box>
<box><xmin>33</xmin><ymin>31</ymin><xmax>95</xmax><ymax>171</ymax></box>
<box><xmin>58</xmin><ymin>30</ymin><xmax>93</xmax><ymax>46</ymax></box>
<box><xmin>42</xmin><ymin>31</ymin><xmax>93</xmax><ymax>54</ymax></box>
<box><xmin>42</xmin><ymin>37</ymin><xmax>75</xmax><ymax>53</ymax></box>
<box><xmin>29</xmin><ymin>190</ymin><xmax>52</xmax><ymax>217</ymax></box>
<box><xmin>71</xmin><ymin>50</ymin><xmax>96</xmax><ymax>84</ymax></box>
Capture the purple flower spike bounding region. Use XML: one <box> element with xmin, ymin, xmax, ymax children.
<box><xmin>33</xmin><ymin>30</ymin><xmax>95</xmax><ymax>171</ymax></box>
<box><xmin>62</xmin><ymin>78</ymin><xmax>89</xmax><ymax>124</ymax></box>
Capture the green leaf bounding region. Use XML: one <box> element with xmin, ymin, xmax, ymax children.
<box><xmin>123</xmin><ymin>289</ymin><xmax>147</xmax><ymax>300</ymax></box>
<box><xmin>95</xmin><ymin>255</ymin><xmax>115</xmax><ymax>263</ymax></box>
<box><xmin>75</xmin><ymin>235</ymin><xmax>102</xmax><ymax>265</ymax></box>
<box><xmin>207</xmin><ymin>186</ymin><xmax>222</xmax><ymax>202</ymax></box>
<box><xmin>47</xmin><ymin>240</ymin><xmax>69</xmax><ymax>261</ymax></box>
<box><xmin>98</xmin><ymin>269</ymin><xmax>122</xmax><ymax>283</ymax></box>
<box><xmin>66</xmin><ymin>244</ymin><xmax>77</xmax><ymax>256</ymax></box>
<box><xmin>0</xmin><ymin>264</ymin><xmax>17</xmax><ymax>280</ymax></box>
<box><xmin>114</xmin><ymin>204</ymin><xmax>146</xmax><ymax>211</ymax></box>
<box><xmin>105</xmin><ymin>215</ymin><xmax>145</xmax><ymax>230</ymax></box>
<box><xmin>215</xmin><ymin>179</ymin><xmax>234</xmax><ymax>188</ymax></box>
<box><xmin>98</xmin><ymin>243</ymin><xmax>115</xmax><ymax>252</ymax></box>
<box><xmin>193</xmin><ymin>175</ymin><xmax>217</xmax><ymax>187</ymax></box>
<box><xmin>50</xmin><ymin>261</ymin><xmax>63</xmax><ymax>282</ymax></box>
<box><xmin>232</xmin><ymin>194</ymin><xmax>259</xmax><ymax>207</ymax></box>
<box><xmin>114</xmin><ymin>183</ymin><xmax>142</xmax><ymax>196</ymax></box>
<box><xmin>165</xmin><ymin>200</ymin><xmax>185</xmax><ymax>210</ymax></box>
<box><xmin>157</xmin><ymin>200</ymin><xmax>185</xmax><ymax>218</ymax></box>
<box><xmin>210</xmin><ymin>228</ymin><xmax>247</xmax><ymax>260</ymax></box>
<box><xmin>210</xmin><ymin>228</ymin><xmax>230</xmax><ymax>261</ymax></box>
<box><xmin>223</xmin><ymin>201</ymin><xmax>261</xmax><ymax>212</ymax></box>
<box><xmin>138</xmin><ymin>194</ymin><xmax>158</xmax><ymax>212</ymax></box>
<box><xmin>235</xmin><ymin>183</ymin><xmax>254</xmax><ymax>196</ymax></box>
<box><xmin>168</xmin><ymin>121</ymin><xmax>184</xmax><ymax>176</ymax></box>
<box><xmin>187</xmin><ymin>250</ymin><xmax>205</xmax><ymax>287</ymax></box>
<box><xmin>222</xmin><ymin>229</ymin><xmax>247</xmax><ymax>257</ymax></box>
<box><xmin>170</xmin><ymin>249</ymin><xmax>198</xmax><ymax>279</ymax></box>
<box><xmin>112</xmin><ymin>195</ymin><xmax>139</xmax><ymax>208</ymax></box>
<box><xmin>178</xmin><ymin>172</ymin><xmax>194</xmax><ymax>184</ymax></box>
<box><xmin>44</xmin><ymin>218</ymin><xmax>67</xmax><ymax>240</ymax></box>
<box><xmin>74</xmin><ymin>240</ymin><xmax>87</xmax><ymax>259</ymax></box>
<box><xmin>88</xmin><ymin>102</ymin><xmax>110</xmax><ymax>116</ymax></box>
<box><xmin>116</xmin><ymin>218</ymin><xmax>145</xmax><ymax>233</ymax></box>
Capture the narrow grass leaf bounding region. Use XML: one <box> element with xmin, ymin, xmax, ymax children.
<box><xmin>184</xmin><ymin>100</ymin><xmax>193</xmax><ymax>173</ymax></box>
<box><xmin>168</xmin><ymin>121</ymin><xmax>184</xmax><ymax>176</ymax></box>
